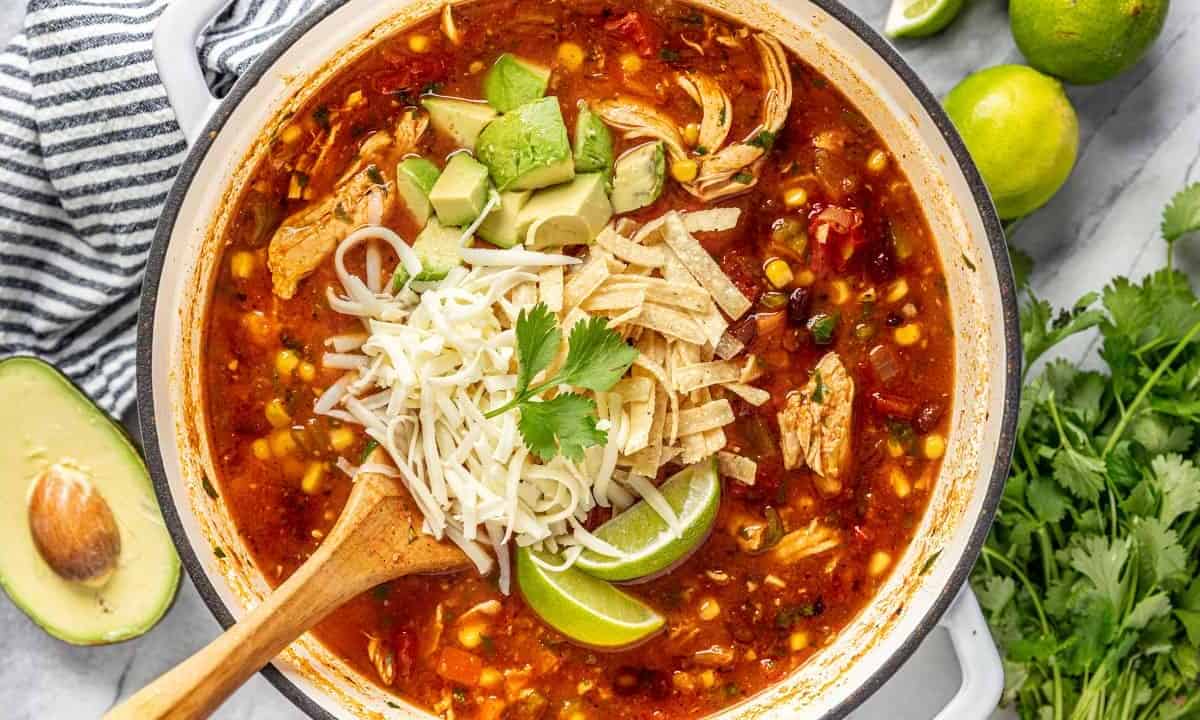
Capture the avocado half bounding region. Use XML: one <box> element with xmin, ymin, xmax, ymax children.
<box><xmin>0</xmin><ymin>357</ymin><xmax>180</xmax><ymax>644</ymax></box>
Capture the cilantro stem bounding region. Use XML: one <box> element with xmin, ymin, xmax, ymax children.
<box><xmin>1101</xmin><ymin>317</ymin><xmax>1200</xmax><ymax>458</ymax></box>
<box><xmin>981</xmin><ymin>545</ymin><xmax>1051</xmax><ymax>634</ymax></box>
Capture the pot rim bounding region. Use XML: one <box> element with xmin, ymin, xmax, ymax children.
<box><xmin>136</xmin><ymin>1</ymin><xmax>1019</xmax><ymax>718</ymax></box>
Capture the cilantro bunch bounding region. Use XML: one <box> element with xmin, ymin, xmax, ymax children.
<box><xmin>485</xmin><ymin>303</ymin><xmax>638</xmax><ymax>462</ymax></box>
<box><xmin>972</xmin><ymin>184</ymin><xmax>1200</xmax><ymax>720</ymax></box>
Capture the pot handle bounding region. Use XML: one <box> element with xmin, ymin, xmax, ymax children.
<box><xmin>932</xmin><ymin>587</ymin><xmax>1004</xmax><ymax>720</ymax></box>
<box><xmin>152</xmin><ymin>0</ymin><xmax>230</xmax><ymax>145</ymax></box>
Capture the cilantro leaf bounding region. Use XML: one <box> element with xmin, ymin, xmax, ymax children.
<box><xmin>1052</xmin><ymin>447</ymin><xmax>1106</xmax><ymax>502</ymax></box>
<box><xmin>1020</xmin><ymin>293</ymin><xmax>1104</xmax><ymax>373</ymax></box>
<box><xmin>1162</xmin><ymin>182</ymin><xmax>1200</xmax><ymax>243</ymax></box>
<box><xmin>1027</xmin><ymin>474</ymin><xmax>1071</xmax><ymax>523</ymax></box>
<box><xmin>1132</xmin><ymin>517</ymin><xmax>1187</xmax><ymax>587</ymax></box>
<box><xmin>557</xmin><ymin>316</ymin><xmax>639</xmax><ymax>392</ymax></box>
<box><xmin>514</xmin><ymin>303</ymin><xmax>561</xmax><ymax>393</ymax></box>
<box><xmin>1151</xmin><ymin>454</ymin><xmax>1200</xmax><ymax>526</ymax></box>
<box><xmin>1067</xmin><ymin>535</ymin><xmax>1128</xmax><ymax>611</ymax></box>
<box><xmin>517</xmin><ymin>394</ymin><xmax>606</xmax><ymax>462</ymax></box>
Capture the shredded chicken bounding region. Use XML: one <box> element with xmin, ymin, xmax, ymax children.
<box><xmin>777</xmin><ymin>352</ymin><xmax>853</xmax><ymax>496</ymax></box>
<box><xmin>771</xmin><ymin>519</ymin><xmax>841</xmax><ymax>563</ymax></box>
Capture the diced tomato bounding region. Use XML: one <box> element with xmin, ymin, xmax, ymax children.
<box><xmin>604</xmin><ymin>11</ymin><xmax>660</xmax><ymax>57</ymax></box>
<box><xmin>870</xmin><ymin>391</ymin><xmax>917</xmax><ymax>419</ymax></box>
<box><xmin>436</xmin><ymin>646</ymin><xmax>484</xmax><ymax>686</ymax></box>
<box><xmin>809</xmin><ymin>204</ymin><xmax>866</xmax><ymax>273</ymax></box>
<box><xmin>394</xmin><ymin>629</ymin><xmax>418</xmax><ymax>680</ymax></box>
<box><xmin>369</xmin><ymin>56</ymin><xmax>449</xmax><ymax>97</ymax></box>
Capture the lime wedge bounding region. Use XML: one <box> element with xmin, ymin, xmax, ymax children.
<box><xmin>574</xmin><ymin>458</ymin><xmax>720</xmax><ymax>582</ymax></box>
<box><xmin>516</xmin><ymin>547</ymin><xmax>665</xmax><ymax>649</ymax></box>
<box><xmin>884</xmin><ymin>0</ymin><xmax>966</xmax><ymax>39</ymax></box>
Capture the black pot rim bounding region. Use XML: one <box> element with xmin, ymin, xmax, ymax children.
<box><xmin>136</xmin><ymin>1</ymin><xmax>1018</xmax><ymax>718</ymax></box>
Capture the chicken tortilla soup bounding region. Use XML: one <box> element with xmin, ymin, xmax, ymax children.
<box><xmin>203</xmin><ymin>1</ymin><xmax>954</xmax><ymax>717</ymax></box>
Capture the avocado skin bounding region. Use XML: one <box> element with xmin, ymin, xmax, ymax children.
<box><xmin>0</xmin><ymin>357</ymin><xmax>181</xmax><ymax>645</ymax></box>
<box><xmin>476</xmin><ymin>97</ymin><xmax>576</xmax><ymax>192</ymax></box>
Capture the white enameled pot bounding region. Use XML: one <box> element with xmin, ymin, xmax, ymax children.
<box><xmin>137</xmin><ymin>1</ymin><xmax>1019</xmax><ymax>718</ymax></box>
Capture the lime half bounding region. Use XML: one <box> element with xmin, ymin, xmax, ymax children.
<box><xmin>575</xmin><ymin>458</ymin><xmax>720</xmax><ymax>582</ymax></box>
<box><xmin>885</xmin><ymin>0</ymin><xmax>966</xmax><ymax>39</ymax></box>
<box><xmin>516</xmin><ymin>547</ymin><xmax>665</xmax><ymax>649</ymax></box>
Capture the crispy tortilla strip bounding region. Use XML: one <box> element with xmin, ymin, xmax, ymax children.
<box><xmin>612</xmin><ymin>376</ymin><xmax>654</xmax><ymax>403</ymax></box>
<box><xmin>564</xmin><ymin>253</ymin><xmax>611</xmax><ymax>309</ymax></box>
<box><xmin>624</xmin><ymin>392</ymin><xmax>655</xmax><ymax>456</ymax></box>
<box><xmin>714</xmin><ymin>332</ymin><xmax>745</xmax><ymax>360</ymax></box>
<box><xmin>597</xmin><ymin>227</ymin><xmax>666</xmax><ymax>267</ymax></box>
<box><xmin>606</xmin><ymin>306</ymin><xmax>643</xmax><ymax>330</ymax></box>
<box><xmin>741</xmin><ymin>354</ymin><xmax>765</xmax><ymax>383</ymax></box>
<box><xmin>674</xmin><ymin>360</ymin><xmax>742</xmax><ymax>392</ymax></box>
<box><xmin>662</xmin><ymin>213</ymin><xmax>752</xmax><ymax>319</ymax></box>
<box><xmin>632</xmin><ymin>206</ymin><xmax>742</xmax><ymax>245</ymax></box>
<box><xmin>704</xmin><ymin>426</ymin><xmax>726</xmax><ymax>455</ymax></box>
<box><xmin>630</xmin><ymin>387</ymin><xmax>669</xmax><ymax>476</ymax></box>
<box><xmin>680</xmin><ymin>431</ymin><xmax>709</xmax><ymax>463</ymax></box>
<box><xmin>693</xmin><ymin>297</ymin><xmax>730</xmax><ymax>348</ymax></box>
<box><xmin>659</xmin><ymin>446</ymin><xmax>683</xmax><ymax>466</ymax></box>
<box><xmin>582</xmin><ymin>287</ymin><xmax>646</xmax><ymax>312</ymax></box>
<box><xmin>717</xmin><ymin>451</ymin><xmax>757</xmax><ymax>485</ymax></box>
<box><xmin>538</xmin><ymin>265</ymin><xmax>564</xmax><ymax>313</ymax></box>
<box><xmin>677</xmin><ymin>399</ymin><xmax>734</xmax><ymax>436</ymax></box>
<box><xmin>628</xmin><ymin>302</ymin><xmax>706</xmax><ymax>345</ymax></box>
<box><xmin>722</xmin><ymin>381</ymin><xmax>771</xmax><ymax>406</ymax></box>
<box><xmin>605</xmin><ymin>276</ymin><xmax>709</xmax><ymax>312</ymax></box>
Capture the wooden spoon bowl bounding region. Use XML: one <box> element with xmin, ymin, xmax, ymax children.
<box><xmin>105</xmin><ymin>471</ymin><xmax>467</xmax><ymax>720</ymax></box>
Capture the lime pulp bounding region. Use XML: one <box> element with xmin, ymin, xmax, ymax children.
<box><xmin>885</xmin><ymin>0</ymin><xmax>966</xmax><ymax>39</ymax></box>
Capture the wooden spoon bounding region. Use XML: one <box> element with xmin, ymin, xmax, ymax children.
<box><xmin>105</xmin><ymin>471</ymin><xmax>467</xmax><ymax>720</ymax></box>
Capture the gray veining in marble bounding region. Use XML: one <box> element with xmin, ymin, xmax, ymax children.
<box><xmin>3</xmin><ymin>0</ymin><xmax>1198</xmax><ymax>717</ymax></box>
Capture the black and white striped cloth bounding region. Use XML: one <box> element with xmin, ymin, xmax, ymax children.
<box><xmin>0</xmin><ymin>0</ymin><xmax>319</xmax><ymax>413</ymax></box>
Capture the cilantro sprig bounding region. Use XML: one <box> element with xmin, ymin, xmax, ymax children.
<box><xmin>972</xmin><ymin>185</ymin><xmax>1200</xmax><ymax>719</ymax></box>
<box><xmin>485</xmin><ymin>303</ymin><xmax>638</xmax><ymax>462</ymax></box>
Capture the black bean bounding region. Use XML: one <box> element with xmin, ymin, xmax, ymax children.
<box><xmin>787</xmin><ymin>287</ymin><xmax>811</xmax><ymax>326</ymax></box>
<box><xmin>914</xmin><ymin>401</ymin><xmax>945</xmax><ymax>434</ymax></box>
<box><xmin>730</xmin><ymin>316</ymin><xmax>758</xmax><ymax>346</ymax></box>
<box><xmin>885</xmin><ymin>313</ymin><xmax>902</xmax><ymax>327</ymax></box>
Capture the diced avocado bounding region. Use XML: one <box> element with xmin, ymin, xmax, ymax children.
<box><xmin>517</xmin><ymin>173</ymin><xmax>613</xmax><ymax>249</ymax></box>
<box><xmin>421</xmin><ymin>96</ymin><xmax>498</xmax><ymax>150</ymax></box>
<box><xmin>429</xmin><ymin>153</ymin><xmax>491</xmax><ymax>227</ymax></box>
<box><xmin>0</xmin><ymin>358</ymin><xmax>180</xmax><ymax>645</ymax></box>
<box><xmin>477</xmin><ymin>97</ymin><xmax>575</xmax><ymax>191</ymax></box>
<box><xmin>412</xmin><ymin>218</ymin><xmax>465</xmax><ymax>281</ymax></box>
<box><xmin>477</xmin><ymin>190</ymin><xmax>532</xmax><ymax>248</ymax></box>
<box><xmin>395</xmin><ymin>157</ymin><xmax>441</xmax><ymax>226</ymax></box>
<box><xmin>611</xmin><ymin>141</ymin><xmax>665</xmax><ymax>214</ymax></box>
<box><xmin>573</xmin><ymin>102</ymin><xmax>614</xmax><ymax>178</ymax></box>
<box><xmin>483</xmin><ymin>54</ymin><xmax>552</xmax><ymax>113</ymax></box>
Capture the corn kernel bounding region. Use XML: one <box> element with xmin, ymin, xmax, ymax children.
<box><xmin>890</xmin><ymin>467</ymin><xmax>911</xmax><ymax>498</ymax></box>
<box><xmin>671</xmin><ymin>159</ymin><xmax>698</xmax><ymax>183</ymax></box>
<box><xmin>894</xmin><ymin>323</ymin><xmax>921</xmax><ymax>346</ymax></box>
<box><xmin>557</xmin><ymin>42</ymin><xmax>585</xmax><ymax>71</ymax></box>
<box><xmin>795</xmin><ymin>269</ymin><xmax>815</xmax><ymax>287</ymax></box>
<box><xmin>279</xmin><ymin>123</ymin><xmax>303</xmax><ymax>144</ymax></box>
<box><xmin>886</xmin><ymin>278</ymin><xmax>909</xmax><ymax>303</ymax></box>
<box><xmin>298</xmin><ymin>361</ymin><xmax>316</xmax><ymax>383</ymax></box>
<box><xmin>275</xmin><ymin>349</ymin><xmax>300</xmax><ymax>377</ymax></box>
<box><xmin>345</xmin><ymin>89</ymin><xmax>365</xmax><ymax>109</ymax></box>
<box><xmin>764</xmin><ymin>259</ymin><xmax>794</xmax><ymax>289</ymax></box>
<box><xmin>251</xmin><ymin>438</ymin><xmax>271</xmax><ymax>461</ymax></box>
<box><xmin>619</xmin><ymin>52</ymin><xmax>642</xmax><ymax>73</ymax></box>
<box><xmin>698</xmin><ymin>597</ymin><xmax>720</xmax><ymax>621</ymax></box>
<box><xmin>269</xmin><ymin>428</ymin><xmax>297</xmax><ymax>457</ymax></box>
<box><xmin>230</xmin><ymin>250</ymin><xmax>256</xmax><ymax>279</ymax></box>
<box><xmin>789</xmin><ymin>631</ymin><xmax>810</xmax><ymax>652</ymax></box>
<box><xmin>458</xmin><ymin>624</ymin><xmax>483</xmax><ymax>649</ymax></box>
<box><xmin>699</xmin><ymin>670</ymin><xmax>716</xmax><ymax>688</ymax></box>
<box><xmin>330</xmin><ymin>427</ymin><xmax>355</xmax><ymax>452</ymax></box>
<box><xmin>568</xmin><ymin>712</ymin><xmax>587</xmax><ymax>720</ymax></box>
<box><xmin>265</xmin><ymin>398</ymin><xmax>291</xmax><ymax>428</ymax></box>
<box><xmin>408</xmin><ymin>34</ymin><xmax>430</xmax><ymax>53</ymax></box>
<box><xmin>479</xmin><ymin>668</ymin><xmax>503</xmax><ymax>688</ymax></box>
<box><xmin>923</xmin><ymin>434</ymin><xmax>946</xmax><ymax>460</ymax></box>
<box><xmin>866</xmin><ymin>149</ymin><xmax>888</xmax><ymax>174</ymax></box>
<box><xmin>672</xmin><ymin>671</ymin><xmax>694</xmax><ymax>692</ymax></box>
<box><xmin>468</xmin><ymin>60</ymin><xmax>485</xmax><ymax>74</ymax></box>
<box><xmin>783</xmin><ymin>186</ymin><xmax>808</xmax><ymax>208</ymax></box>
<box><xmin>829</xmin><ymin>279</ymin><xmax>851</xmax><ymax>305</ymax></box>
<box><xmin>682</xmin><ymin>122</ymin><xmax>700</xmax><ymax>146</ymax></box>
<box><xmin>301</xmin><ymin>461</ymin><xmax>326</xmax><ymax>495</ymax></box>
<box><xmin>868</xmin><ymin>551</ymin><xmax>893</xmax><ymax>577</ymax></box>
<box><xmin>886</xmin><ymin>437</ymin><xmax>904</xmax><ymax>458</ymax></box>
<box><xmin>241</xmin><ymin>311</ymin><xmax>272</xmax><ymax>344</ymax></box>
<box><xmin>577</xmin><ymin>680</ymin><xmax>594</xmax><ymax>695</ymax></box>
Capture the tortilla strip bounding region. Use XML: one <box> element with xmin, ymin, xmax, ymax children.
<box><xmin>677</xmin><ymin>399</ymin><xmax>734</xmax><ymax>437</ymax></box>
<box><xmin>722</xmin><ymin>381</ymin><xmax>771</xmax><ymax>406</ymax></box>
<box><xmin>693</xmin><ymin>297</ymin><xmax>730</xmax><ymax>348</ymax></box>
<box><xmin>604</xmin><ymin>276</ymin><xmax>709</xmax><ymax>312</ymax></box>
<box><xmin>624</xmin><ymin>387</ymin><xmax>655</xmax><ymax>456</ymax></box>
<box><xmin>680</xmin><ymin>431</ymin><xmax>709</xmax><ymax>463</ymax></box>
<box><xmin>564</xmin><ymin>253</ymin><xmax>611</xmax><ymax>309</ymax></box>
<box><xmin>597</xmin><ymin>227</ymin><xmax>666</xmax><ymax>267</ymax></box>
<box><xmin>633</xmin><ymin>206</ymin><xmax>742</xmax><ymax>245</ymax></box>
<box><xmin>704</xmin><ymin>426</ymin><xmax>726</xmax><ymax>455</ymax></box>
<box><xmin>582</xmin><ymin>287</ymin><xmax>646</xmax><ymax>312</ymax></box>
<box><xmin>627</xmin><ymin>302</ymin><xmax>706</xmax><ymax>345</ymax></box>
<box><xmin>612</xmin><ymin>376</ymin><xmax>654</xmax><ymax>403</ymax></box>
<box><xmin>717</xmin><ymin>451</ymin><xmax>757</xmax><ymax>485</ymax></box>
<box><xmin>674</xmin><ymin>360</ymin><xmax>742</xmax><ymax>393</ymax></box>
<box><xmin>538</xmin><ymin>265</ymin><xmax>564</xmax><ymax>313</ymax></box>
<box><xmin>662</xmin><ymin>213</ymin><xmax>752</xmax><ymax>319</ymax></box>
<box><xmin>630</xmin><ymin>388</ymin><xmax>669</xmax><ymax>476</ymax></box>
<box><xmin>741</xmin><ymin>354</ymin><xmax>765</xmax><ymax>383</ymax></box>
<box><xmin>606</xmin><ymin>306</ymin><xmax>642</xmax><ymax>329</ymax></box>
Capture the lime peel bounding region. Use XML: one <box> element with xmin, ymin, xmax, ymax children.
<box><xmin>885</xmin><ymin>0</ymin><xmax>966</xmax><ymax>39</ymax></box>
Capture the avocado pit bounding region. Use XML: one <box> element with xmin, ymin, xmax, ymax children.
<box><xmin>27</xmin><ymin>462</ymin><xmax>121</xmax><ymax>588</ymax></box>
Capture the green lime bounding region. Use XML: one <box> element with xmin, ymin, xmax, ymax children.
<box><xmin>516</xmin><ymin>546</ymin><xmax>665</xmax><ymax>649</ymax></box>
<box><xmin>574</xmin><ymin>459</ymin><xmax>720</xmax><ymax>582</ymax></box>
<box><xmin>944</xmin><ymin>65</ymin><xmax>1079</xmax><ymax>220</ymax></box>
<box><xmin>884</xmin><ymin>0</ymin><xmax>967</xmax><ymax>39</ymax></box>
<box><xmin>1011</xmin><ymin>0</ymin><xmax>1168</xmax><ymax>85</ymax></box>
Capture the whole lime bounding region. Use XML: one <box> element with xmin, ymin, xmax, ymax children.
<box><xmin>1010</xmin><ymin>0</ymin><xmax>1169</xmax><ymax>85</ymax></box>
<box><xmin>944</xmin><ymin>65</ymin><xmax>1079</xmax><ymax>220</ymax></box>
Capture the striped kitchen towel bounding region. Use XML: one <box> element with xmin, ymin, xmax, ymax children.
<box><xmin>0</xmin><ymin>0</ymin><xmax>320</xmax><ymax>414</ymax></box>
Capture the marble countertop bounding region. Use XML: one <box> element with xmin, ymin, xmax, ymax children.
<box><xmin>3</xmin><ymin>0</ymin><xmax>1198</xmax><ymax>718</ymax></box>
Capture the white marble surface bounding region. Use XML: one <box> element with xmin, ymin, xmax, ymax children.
<box><xmin>3</xmin><ymin>0</ymin><xmax>1199</xmax><ymax>718</ymax></box>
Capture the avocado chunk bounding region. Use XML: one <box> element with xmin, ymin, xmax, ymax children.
<box><xmin>477</xmin><ymin>190</ymin><xmax>532</xmax><ymax>248</ymax></box>
<box><xmin>421</xmin><ymin>96</ymin><xmax>499</xmax><ymax>150</ymax></box>
<box><xmin>573</xmin><ymin>103</ymin><xmax>614</xmax><ymax>178</ymax></box>
<box><xmin>412</xmin><ymin>218</ymin><xmax>466</xmax><ymax>281</ymax></box>
<box><xmin>0</xmin><ymin>358</ymin><xmax>179</xmax><ymax>645</ymax></box>
<box><xmin>611</xmin><ymin>141</ymin><xmax>666</xmax><ymax>214</ymax></box>
<box><xmin>477</xmin><ymin>97</ymin><xmax>575</xmax><ymax>191</ymax></box>
<box><xmin>429</xmin><ymin>153</ymin><xmax>491</xmax><ymax>227</ymax></box>
<box><xmin>483</xmin><ymin>54</ymin><xmax>551</xmax><ymax>113</ymax></box>
<box><xmin>517</xmin><ymin>173</ymin><xmax>613</xmax><ymax>249</ymax></box>
<box><xmin>395</xmin><ymin>157</ymin><xmax>441</xmax><ymax>226</ymax></box>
